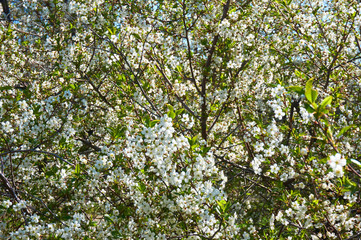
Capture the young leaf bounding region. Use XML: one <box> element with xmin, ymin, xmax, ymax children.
<box><xmin>166</xmin><ymin>104</ymin><xmax>176</xmax><ymax>119</ymax></box>
<box><xmin>295</xmin><ymin>70</ymin><xmax>303</xmax><ymax>78</ymax></box>
<box><xmin>320</xmin><ymin>96</ymin><xmax>332</xmax><ymax>110</ymax></box>
<box><xmin>149</xmin><ymin>119</ymin><xmax>160</xmax><ymax>127</ymax></box>
<box><xmin>168</xmin><ymin>111</ymin><xmax>176</xmax><ymax>119</ymax></box>
<box><xmin>175</xmin><ymin>108</ymin><xmax>184</xmax><ymax>116</ymax></box>
<box><xmin>188</xmin><ymin>135</ymin><xmax>198</xmax><ymax>146</ymax></box>
<box><xmin>111</xmin><ymin>231</ymin><xmax>122</xmax><ymax>238</ymax></box>
<box><xmin>337</xmin><ymin>125</ymin><xmax>354</xmax><ymax>138</ymax></box>
<box><xmin>326</xmin><ymin>126</ymin><xmax>333</xmax><ymax>139</ymax></box>
<box><xmin>304</xmin><ymin>102</ymin><xmax>315</xmax><ymax>114</ymax></box>
<box><xmin>311</xmin><ymin>89</ymin><xmax>318</xmax><ymax>103</ymax></box>
<box><xmin>288</xmin><ymin>86</ymin><xmax>304</xmax><ymax>95</ymax></box>
<box><xmin>144</xmin><ymin>115</ymin><xmax>150</xmax><ymax>127</ymax></box>
<box><xmin>74</xmin><ymin>164</ymin><xmax>81</xmax><ymax>175</ymax></box>
<box><xmin>104</xmin><ymin>215</ymin><xmax>114</xmax><ymax>224</ymax></box>
<box><xmin>305</xmin><ymin>79</ymin><xmax>313</xmax><ymax>103</ymax></box>
<box><xmin>166</xmin><ymin>104</ymin><xmax>174</xmax><ymax>112</ymax></box>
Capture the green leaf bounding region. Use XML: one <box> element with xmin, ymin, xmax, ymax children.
<box><xmin>295</xmin><ymin>69</ymin><xmax>304</xmax><ymax>78</ymax></box>
<box><xmin>104</xmin><ymin>215</ymin><xmax>114</xmax><ymax>224</ymax></box>
<box><xmin>138</xmin><ymin>182</ymin><xmax>146</xmax><ymax>193</ymax></box>
<box><xmin>217</xmin><ymin>199</ymin><xmax>231</xmax><ymax>214</ymax></box>
<box><xmin>168</xmin><ymin>111</ymin><xmax>176</xmax><ymax>119</ymax></box>
<box><xmin>166</xmin><ymin>104</ymin><xmax>176</xmax><ymax>118</ymax></box>
<box><xmin>108</xmin><ymin>125</ymin><xmax>126</xmax><ymax>139</ymax></box>
<box><xmin>201</xmin><ymin>146</ymin><xmax>211</xmax><ymax>155</ymax></box>
<box><xmin>0</xmin><ymin>86</ymin><xmax>12</xmax><ymax>91</ymax></box>
<box><xmin>89</xmin><ymin>221</ymin><xmax>97</xmax><ymax>227</ymax></box>
<box><xmin>166</xmin><ymin>104</ymin><xmax>174</xmax><ymax>112</ymax></box>
<box><xmin>341</xmin><ymin>176</ymin><xmax>357</xmax><ymax>193</ymax></box>
<box><xmin>188</xmin><ymin>135</ymin><xmax>198</xmax><ymax>146</ymax></box>
<box><xmin>133</xmin><ymin>33</ymin><xmax>141</xmax><ymax>40</ymax></box>
<box><xmin>320</xmin><ymin>96</ymin><xmax>332</xmax><ymax>110</ymax></box>
<box><xmin>69</xmin><ymin>83</ymin><xmax>77</xmax><ymax>90</ymax></box>
<box><xmin>111</xmin><ymin>231</ymin><xmax>121</xmax><ymax>238</ymax></box>
<box><xmin>107</xmin><ymin>27</ymin><xmax>114</xmax><ymax>35</ymax></box>
<box><xmin>305</xmin><ymin>79</ymin><xmax>313</xmax><ymax>103</ymax></box>
<box><xmin>144</xmin><ymin>115</ymin><xmax>150</xmax><ymax>127</ymax></box>
<box><xmin>191</xmin><ymin>135</ymin><xmax>198</xmax><ymax>144</ymax></box>
<box><xmin>304</xmin><ymin>103</ymin><xmax>315</xmax><ymax>114</ymax></box>
<box><xmin>311</xmin><ymin>89</ymin><xmax>318</xmax><ymax>103</ymax></box>
<box><xmin>149</xmin><ymin>119</ymin><xmax>160</xmax><ymax>127</ymax></box>
<box><xmin>176</xmin><ymin>65</ymin><xmax>182</xmax><ymax>73</ymax></box>
<box><xmin>74</xmin><ymin>164</ymin><xmax>81</xmax><ymax>175</ymax></box>
<box><xmin>288</xmin><ymin>86</ymin><xmax>304</xmax><ymax>95</ymax></box>
<box><xmin>326</xmin><ymin>126</ymin><xmax>333</xmax><ymax>138</ymax></box>
<box><xmin>191</xmin><ymin>144</ymin><xmax>199</xmax><ymax>150</ymax></box>
<box><xmin>337</xmin><ymin>125</ymin><xmax>354</xmax><ymax>138</ymax></box>
<box><xmin>175</xmin><ymin>108</ymin><xmax>184</xmax><ymax>116</ymax></box>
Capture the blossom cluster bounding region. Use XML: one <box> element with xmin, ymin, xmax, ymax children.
<box><xmin>328</xmin><ymin>153</ymin><xmax>347</xmax><ymax>177</ymax></box>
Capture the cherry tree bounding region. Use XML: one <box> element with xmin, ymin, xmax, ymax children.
<box><xmin>1</xmin><ymin>0</ymin><xmax>361</xmax><ymax>239</ymax></box>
